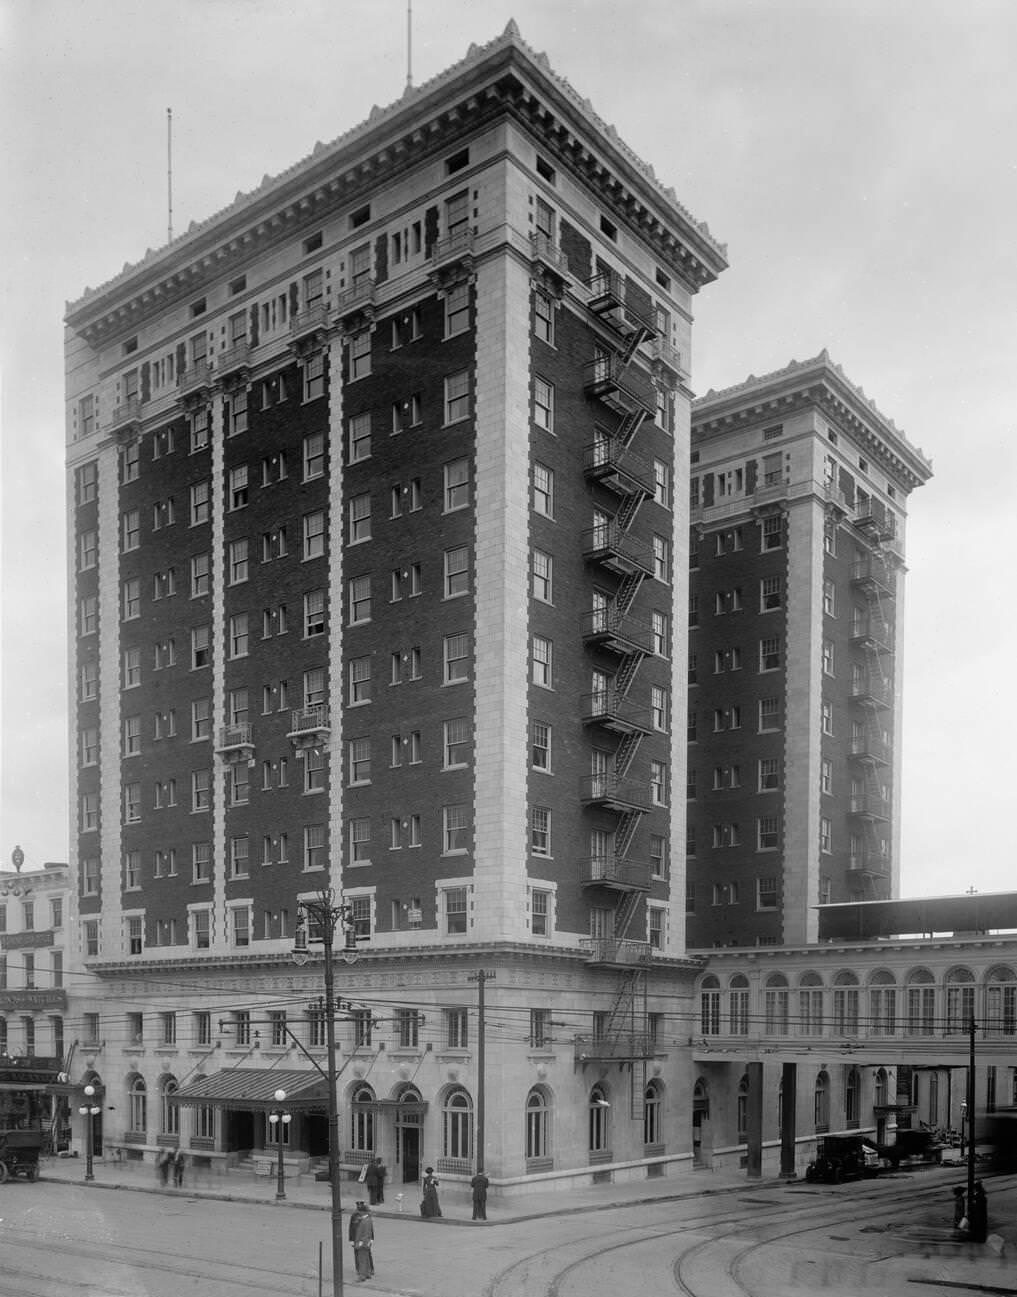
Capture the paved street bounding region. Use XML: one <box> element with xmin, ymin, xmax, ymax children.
<box><xmin>1</xmin><ymin>1160</ymin><xmax>1015</xmax><ymax>1296</ymax></box>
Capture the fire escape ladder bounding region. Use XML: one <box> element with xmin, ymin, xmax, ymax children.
<box><xmin>614</xmin><ymin>651</ymin><xmax>644</xmax><ymax>700</ymax></box>
<box><xmin>616</xmin><ymin>407</ymin><xmax>648</xmax><ymax>449</ymax></box>
<box><xmin>614</xmin><ymin>571</ymin><xmax>644</xmax><ymax>618</ymax></box>
<box><xmin>613</xmin><ymin>889</ymin><xmax>643</xmax><ymax>941</ymax></box>
<box><xmin>613</xmin><ymin>730</ymin><xmax>642</xmax><ymax>779</ymax></box>
<box><xmin>615</xmin><ymin>489</ymin><xmax>644</xmax><ymax>534</ymax></box>
<box><xmin>614</xmin><ymin>808</ymin><xmax>643</xmax><ymax>858</ymax></box>
<box><xmin>620</xmin><ymin>324</ymin><xmax>651</xmax><ymax>366</ymax></box>
<box><xmin>603</xmin><ymin>968</ymin><xmax>640</xmax><ymax>1035</ymax></box>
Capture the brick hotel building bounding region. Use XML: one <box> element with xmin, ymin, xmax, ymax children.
<box><xmin>63</xmin><ymin>25</ymin><xmax>729</xmax><ymax>1191</ymax></box>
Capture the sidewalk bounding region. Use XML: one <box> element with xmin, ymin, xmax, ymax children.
<box><xmin>38</xmin><ymin>1152</ymin><xmax>781</xmax><ymax>1224</ymax></box>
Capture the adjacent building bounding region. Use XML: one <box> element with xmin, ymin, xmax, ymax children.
<box><xmin>63</xmin><ymin>24</ymin><xmax>729</xmax><ymax>1192</ymax></box>
<box><xmin>686</xmin><ymin>355</ymin><xmax>932</xmax><ymax>948</ymax></box>
<box><xmin>0</xmin><ymin>854</ymin><xmax>70</xmax><ymax>1065</ymax></box>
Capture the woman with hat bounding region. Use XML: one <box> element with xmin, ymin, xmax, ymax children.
<box><xmin>348</xmin><ymin>1199</ymin><xmax>375</xmax><ymax>1281</ymax></box>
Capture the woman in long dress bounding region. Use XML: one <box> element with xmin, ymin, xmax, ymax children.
<box><xmin>420</xmin><ymin>1167</ymin><xmax>441</xmax><ymax>1218</ymax></box>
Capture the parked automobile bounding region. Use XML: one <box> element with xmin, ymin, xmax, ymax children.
<box><xmin>805</xmin><ymin>1134</ymin><xmax>882</xmax><ymax>1183</ymax></box>
<box><xmin>878</xmin><ymin>1128</ymin><xmax>944</xmax><ymax>1167</ymax></box>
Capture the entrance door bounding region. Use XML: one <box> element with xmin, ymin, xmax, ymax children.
<box><xmin>226</xmin><ymin>1110</ymin><xmax>254</xmax><ymax>1154</ymax></box>
<box><xmin>399</xmin><ymin>1125</ymin><xmax>420</xmax><ymax>1183</ymax></box>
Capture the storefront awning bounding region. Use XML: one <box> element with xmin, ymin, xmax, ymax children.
<box><xmin>170</xmin><ymin>1068</ymin><xmax>330</xmax><ymax>1112</ymax></box>
<box><xmin>351</xmin><ymin>1099</ymin><xmax>428</xmax><ymax>1117</ymax></box>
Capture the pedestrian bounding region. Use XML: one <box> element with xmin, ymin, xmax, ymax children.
<box><xmin>172</xmin><ymin>1148</ymin><xmax>186</xmax><ymax>1188</ymax></box>
<box><xmin>364</xmin><ymin>1155</ymin><xmax>387</xmax><ymax>1205</ymax></box>
<box><xmin>420</xmin><ymin>1166</ymin><xmax>441</xmax><ymax>1218</ymax></box>
<box><xmin>156</xmin><ymin>1149</ymin><xmax>170</xmax><ymax>1186</ymax></box>
<box><xmin>348</xmin><ymin>1200</ymin><xmax>375</xmax><ymax>1281</ymax></box>
<box><xmin>470</xmin><ymin>1169</ymin><xmax>489</xmax><ymax>1221</ymax></box>
<box><xmin>952</xmin><ymin>1186</ymin><xmax>966</xmax><ymax>1230</ymax></box>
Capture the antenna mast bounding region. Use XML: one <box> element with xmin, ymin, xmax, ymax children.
<box><xmin>167</xmin><ymin>107</ymin><xmax>174</xmax><ymax>243</ymax></box>
<box><xmin>406</xmin><ymin>0</ymin><xmax>413</xmax><ymax>89</ymax></box>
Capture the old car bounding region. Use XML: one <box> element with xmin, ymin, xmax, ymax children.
<box><xmin>805</xmin><ymin>1134</ymin><xmax>882</xmax><ymax>1183</ymax></box>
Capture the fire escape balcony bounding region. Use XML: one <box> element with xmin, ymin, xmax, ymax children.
<box><xmin>848</xmin><ymin>852</ymin><xmax>891</xmax><ymax>878</ymax></box>
<box><xmin>854</xmin><ymin>500</ymin><xmax>897</xmax><ymax>543</ymax></box>
<box><xmin>851</xmin><ymin>620</ymin><xmax>894</xmax><ymax>653</ymax></box>
<box><xmin>177</xmin><ymin>362</ymin><xmax>213</xmax><ymax>401</ymax></box>
<box><xmin>583</xmin><ymin>354</ymin><xmax>657</xmax><ymax>417</ymax></box>
<box><xmin>578</xmin><ymin>937</ymin><xmax>653</xmax><ymax>968</ymax></box>
<box><xmin>215</xmin><ymin>724</ymin><xmax>255</xmax><ymax>764</ymax></box>
<box><xmin>583</xmin><ymin>437</ymin><xmax>654</xmax><ymax>500</ymax></box>
<box><xmin>108</xmin><ymin>396</ymin><xmax>142</xmax><ymax>439</ymax></box>
<box><xmin>851</xmin><ymin>558</ymin><xmax>896</xmax><ymax>600</ymax></box>
<box><xmin>850</xmin><ymin>676</ymin><xmax>893</xmax><ymax>708</ymax></box>
<box><xmin>582</xmin><ymin>522</ymin><xmax>654</xmax><ymax>578</ymax></box>
<box><xmin>579</xmin><ymin>774</ymin><xmax>652</xmax><ymax>812</ymax></box>
<box><xmin>848</xmin><ymin>793</ymin><xmax>891</xmax><ymax>821</ymax></box>
<box><xmin>581</xmin><ymin>610</ymin><xmax>652</xmax><ymax>657</ymax></box>
<box><xmin>287</xmin><ymin>704</ymin><xmax>331</xmax><ymax>753</ymax></box>
<box><xmin>217</xmin><ymin>341</ymin><xmax>251</xmax><ymax>382</ymax></box>
<box><xmin>430</xmin><ymin>227</ymin><xmax>475</xmax><ymax>270</ymax></box>
<box><xmin>529</xmin><ymin>232</ymin><xmax>571</xmax><ymax>288</ymax></box>
<box><xmin>574</xmin><ymin>1031</ymin><xmax>652</xmax><ymax>1063</ymax></box>
<box><xmin>288</xmin><ymin>303</ymin><xmax>332</xmax><ymax>345</ymax></box>
<box><xmin>585</xmin><ymin>270</ymin><xmax>657</xmax><ymax>343</ymax></box>
<box><xmin>579</xmin><ymin>856</ymin><xmax>651</xmax><ymax>893</ymax></box>
<box><xmin>581</xmin><ymin>692</ymin><xmax>651</xmax><ymax>735</ymax></box>
<box><xmin>849</xmin><ymin>733</ymin><xmax>891</xmax><ymax>765</ymax></box>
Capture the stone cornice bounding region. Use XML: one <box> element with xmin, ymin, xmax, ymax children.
<box><xmin>66</xmin><ymin>23</ymin><xmax>726</xmax><ymax>348</ymax></box>
<box><xmin>693</xmin><ymin>350</ymin><xmax>933</xmax><ymax>492</ymax></box>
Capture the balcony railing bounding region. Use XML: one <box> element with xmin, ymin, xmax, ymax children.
<box><xmin>851</xmin><ymin>619</ymin><xmax>894</xmax><ymax>651</ymax></box>
<box><xmin>848</xmin><ymin>853</ymin><xmax>890</xmax><ymax>875</ymax></box>
<box><xmin>217</xmin><ymin>341</ymin><xmax>251</xmax><ymax>378</ymax></box>
<box><xmin>583</xmin><ymin>354</ymin><xmax>657</xmax><ymax>416</ymax></box>
<box><xmin>850</xmin><ymin>734</ymin><xmax>891</xmax><ymax>764</ymax></box>
<box><xmin>529</xmin><ymin>232</ymin><xmax>571</xmax><ymax>283</ymax></box>
<box><xmin>579</xmin><ymin>856</ymin><xmax>651</xmax><ymax>892</ymax></box>
<box><xmin>579</xmin><ymin>937</ymin><xmax>653</xmax><ymax>966</ymax></box>
<box><xmin>108</xmin><ymin>396</ymin><xmax>141</xmax><ymax>434</ymax></box>
<box><xmin>580</xmin><ymin>691</ymin><xmax>651</xmax><ymax>734</ymax></box>
<box><xmin>585</xmin><ymin>269</ymin><xmax>657</xmax><ymax>339</ymax></box>
<box><xmin>581</xmin><ymin>609</ymin><xmax>652</xmax><ymax>656</ymax></box>
<box><xmin>850</xmin><ymin>677</ymin><xmax>893</xmax><ymax>707</ymax></box>
<box><xmin>648</xmin><ymin>336</ymin><xmax>684</xmax><ymax>378</ymax></box>
<box><xmin>851</xmin><ymin>558</ymin><xmax>896</xmax><ymax>598</ymax></box>
<box><xmin>287</xmin><ymin>704</ymin><xmax>331</xmax><ymax>746</ymax></box>
<box><xmin>178</xmin><ymin>362</ymin><xmax>213</xmax><ymax>398</ymax></box>
<box><xmin>575</xmin><ymin>1032</ymin><xmax>652</xmax><ymax>1062</ymax></box>
<box><xmin>216</xmin><ymin>724</ymin><xmax>254</xmax><ymax>759</ymax></box>
<box><xmin>430</xmin><ymin>227</ymin><xmax>475</xmax><ymax>267</ymax></box>
<box><xmin>579</xmin><ymin>774</ymin><xmax>652</xmax><ymax>812</ymax></box>
<box><xmin>582</xmin><ymin>522</ymin><xmax>654</xmax><ymax>577</ymax></box>
<box><xmin>335</xmin><ymin>280</ymin><xmax>377</xmax><ymax>319</ymax></box>
<box><xmin>848</xmin><ymin>793</ymin><xmax>890</xmax><ymax>821</ymax></box>
<box><xmin>583</xmin><ymin>438</ymin><xmax>654</xmax><ymax>498</ymax></box>
<box><xmin>289</xmin><ymin>303</ymin><xmax>331</xmax><ymax>341</ymax></box>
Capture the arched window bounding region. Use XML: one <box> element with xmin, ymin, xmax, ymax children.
<box><xmin>737</xmin><ymin>1073</ymin><xmax>749</xmax><ymax>1143</ymax></box>
<box><xmin>868</xmin><ymin>970</ymin><xmax>897</xmax><ymax>1036</ymax></box>
<box><xmin>946</xmin><ymin>968</ymin><xmax>975</xmax><ymax>1034</ymax></box>
<box><xmin>845</xmin><ymin>1066</ymin><xmax>860</xmax><ymax>1127</ymax></box>
<box><xmin>700</xmin><ymin>976</ymin><xmax>721</xmax><ymax>1035</ymax></box>
<box><xmin>764</xmin><ymin>974</ymin><xmax>789</xmax><ymax>1034</ymax></box>
<box><xmin>798</xmin><ymin>972</ymin><xmax>824</xmax><ymax>1037</ymax></box>
<box><xmin>984</xmin><ymin>966</ymin><xmax>1017</xmax><ymax>1037</ymax></box>
<box><xmin>905</xmin><ymin>968</ymin><xmax>936</xmax><ymax>1035</ymax></box>
<box><xmin>350</xmin><ymin>1084</ymin><xmax>375</xmax><ymax>1153</ymax></box>
<box><xmin>128</xmin><ymin>1075</ymin><xmax>147</xmax><ymax>1136</ymax></box>
<box><xmin>814</xmin><ymin>1070</ymin><xmax>830</xmax><ymax>1132</ymax></box>
<box><xmin>525</xmin><ymin>1088</ymin><xmax>550</xmax><ymax>1162</ymax></box>
<box><xmin>442</xmin><ymin>1087</ymin><xmax>473</xmax><ymax>1163</ymax></box>
<box><xmin>643</xmin><ymin>1081</ymin><xmax>663</xmax><ymax>1148</ymax></box>
<box><xmin>589</xmin><ymin>1084</ymin><xmax>610</xmax><ymax>1153</ymax></box>
<box><xmin>874</xmin><ymin>1067</ymin><xmax>889</xmax><ymax>1109</ymax></box>
<box><xmin>833</xmin><ymin>972</ymin><xmax>859</xmax><ymax>1035</ymax></box>
<box><xmin>728</xmin><ymin>975</ymin><xmax>749</xmax><ymax>1035</ymax></box>
<box><xmin>160</xmin><ymin>1076</ymin><xmax>179</xmax><ymax>1135</ymax></box>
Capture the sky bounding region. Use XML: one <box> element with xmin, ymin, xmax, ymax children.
<box><xmin>1</xmin><ymin>0</ymin><xmax>1014</xmax><ymax>896</ymax></box>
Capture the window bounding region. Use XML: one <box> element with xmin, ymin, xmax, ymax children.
<box><xmin>653</xmin><ymin>459</ymin><xmax>672</xmax><ymax>508</ymax></box>
<box><xmin>77</xmin><ymin>461</ymin><xmax>98</xmax><ymax>504</ymax></box>
<box><xmin>348</xmin><ymin>576</ymin><xmax>371</xmax><ymax>625</ymax></box>
<box><xmin>443</xmin><ymin>805</ymin><xmax>469</xmax><ymax>855</ymax></box>
<box><xmin>444</xmin><ymin>457</ymin><xmax>470</xmax><ymax>512</ymax></box>
<box><xmin>532</xmin><ymin>462</ymin><xmax>554</xmax><ymax>516</ymax></box>
<box><xmin>821</xmin><ymin>700</ymin><xmax>834</xmax><ymax>735</ymax></box>
<box><xmin>444</xmin><ymin>369</ymin><xmax>470</xmax><ymax>424</ymax></box>
<box><xmin>444</xmin><ymin>546</ymin><xmax>470</xmax><ymax>598</ymax></box>
<box><xmin>758</xmin><ymin>816</ymin><xmax>780</xmax><ymax>850</ymax></box>
<box><xmin>530</xmin><ymin>806</ymin><xmax>551</xmax><ymax>857</ymax></box>
<box><xmin>533</xmin><ymin>290</ymin><xmax>554</xmax><ymax>344</ymax></box>
<box><xmin>122</xmin><ymin>714</ymin><xmax>141</xmax><ymax>758</ymax></box>
<box><xmin>79</xmin><ymin>595</ymin><xmax>98</xmax><ymax>637</ymax></box>
<box><xmin>822</xmin><ymin>578</ymin><xmax>836</xmax><ymax>616</ymax></box>
<box><xmin>443</xmin><ymin>717</ymin><xmax>469</xmax><ymax>769</ymax></box>
<box><xmin>650</xmin><ymin>686</ymin><xmax>669</xmax><ymax>732</ymax></box>
<box><xmin>348</xmin><ymin>413</ymin><xmax>371</xmax><ymax>464</ymax></box>
<box><xmin>192</xmin><ymin>769</ymin><xmax>211</xmax><ymax>812</ymax></box>
<box><xmin>228</xmin><ymin>612</ymin><xmax>249</xmax><ymax>658</ymax></box>
<box><xmin>121</xmin><ymin>508</ymin><xmax>140</xmax><ymax>552</ymax></box>
<box><xmin>648</xmin><ymin>906</ymin><xmax>665</xmax><ymax>950</ymax></box>
<box><xmin>650</xmin><ymin>835</ymin><xmax>668</xmax><ymax>879</ymax></box>
<box><xmin>348</xmin><ymin>737</ymin><xmax>371</xmax><ymax>786</ymax></box>
<box><xmin>304</xmin><ymin>431</ymin><xmax>325</xmax><ymax>480</ymax></box>
<box><xmin>588</xmin><ymin>1084</ymin><xmax>610</xmax><ymax>1153</ymax></box>
<box><xmin>758</xmin><ymin>758</ymin><xmax>780</xmax><ymax>792</ymax></box>
<box><xmin>652</xmin><ymin>611</ymin><xmax>670</xmax><ymax>658</ymax></box>
<box><xmin>822</xmin><ymin>640</ymin><xmax>835</xmax><ymax>676</ymax></box>
<box><xmin>653</xmin><ymin>534</ymin><xmax>671</xmax><ymax>582</ymax></box>
<box><xmin>759</xmin><ymin>637</ymin><xmax>781</xmax><ymax>672</ymax></box>
<box><xmin>349</xmin><ymin>329</ymin><xmax>372</xmax><ymax>380</ymax></box>
<box><xmin>124</xmin><ymin>782</ymin><xmax>141</xmax><ymax>823</ymax></box>
<box><xmin>531</xmin><ymin>549</ymin><xmax>552</xmax><ymax>602</ymax></box>
<box><xmin>303</xmin><ymin>508</ymin><xmax>327</xmax><ymax>557</ymax></box>
<box><xmin>532</xmin><ymin>635</ymin><xmax>552</xmax><ymax>688</ymax></box>
<box><xmin>190</xmin><ymin>480</ymin><xmax>210</xmax><ymax>525</ymax></box>
<box><xmin>444</xmin><ymin>281</ymin><xmax>470</xmax><ymax>336</ymax></box>
<box><xmin>760</xmin><ymin>576</ymin><xmax>782</xmax><ymax>611</ymax></box>
<box><xmin>305</xmin><ymin>824</ymin><xmax>328</xmax><ymax>870</ymax></box>
<box><xmin>346</xmin><ymin>818</ymin><xmax>370</xmax><ymax>866</ymax></box>
<box><xmin>348</xmin><ymin>656</ymin><xmax>371</xmax><ymax>706</ymax></box>
<box><xmin>531</xmin><ymin>720</ymin><xmax>551</xmax><ymax>771</ymax></box>
<box><xmin>227</xmin><ymin>465</ymin><xmax>248</xmax><ymax>511</ymax></box>
<box><xmin>650</xmin><ymin>760</ymin><xmax>668</xmax><ymax>806</ymax></box>
<box><xmin>122</xmin><ymin>578</ymin><xmax>140</xmax><ymax>621</ymax></box>
<box><xmin>443</xmin><ymin>633</ymin><xmax>469</xmax><ymax>683</ymax></box>
<box><xmin>443</xmin><ymin>885</ymin><xmax>469</xmax><ymax>933</ymax></box>
<box><xmin>820</xmin><ymin>817</ymin><xmax>832</xmax><ymax>854</ymax></box>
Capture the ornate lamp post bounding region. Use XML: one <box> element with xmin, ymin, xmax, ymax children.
<box><xmin>268</xmin><ymin>1088</ymin><xmax>291</xmax><ymax>1201</ymax></box>
<box><xmin>292</xmin><ymin>890</ymin><xmax>362</xmax><ymax>1297</ymax></box>
<box><xmin>78</xmin><ymin>1084</ymin><xmax>100</xmax><ymax>1182</ymax></box>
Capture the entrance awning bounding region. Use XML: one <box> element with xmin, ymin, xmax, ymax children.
<box><xmin>170</xmin><ymin>1068</ymin><xmax>330</xmax><ymax>1113</ymax></box>
<box><xmin>351</xmin><ymin>1099</ymin><xmax>428</xmax><ymax>1118</ymax></box>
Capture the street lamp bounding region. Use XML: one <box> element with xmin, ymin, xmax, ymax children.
<box><xmin>268</xmin><ymin>1088</ymin><xmax>291</xmax><ymax>1201</ymax></box>
<box><xmin>78</xmin><ymin>1084</ymin><xmax>100</xmax><ymax>1182</ymax></box>
<box><xmin>292</xmin><ymin>890</ymin><xmax>363</xmax><ymax>1297</ymax></box>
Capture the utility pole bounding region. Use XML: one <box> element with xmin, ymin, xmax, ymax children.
<box><xmin>967</xmin><ymin>1015</ymin><xmax>977</xmax><ymax>1210</ymax></box>
<box><xmin>467</xmin><ymin>970</ymin><xmax>495</xmax><ymax>1173</ymax></box>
